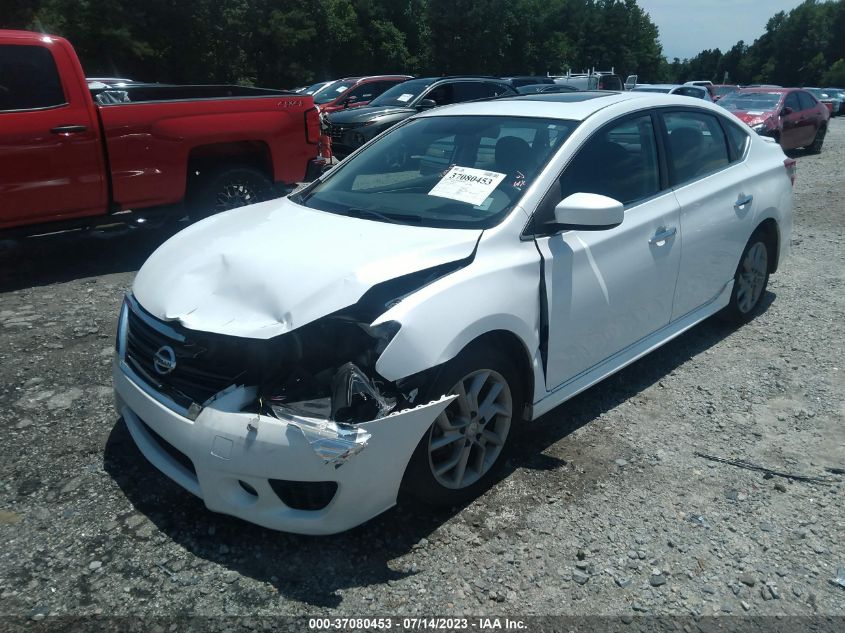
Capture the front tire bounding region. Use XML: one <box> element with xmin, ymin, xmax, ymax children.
<box><xmin>720</xmin><ymin>231</ymin><xmax>771</xmax><ymax>323</ymax></box>
<box><xmin>403</xmin><ymin>345</ymin><xmax>524</xmax><ymax>507</ymax></box>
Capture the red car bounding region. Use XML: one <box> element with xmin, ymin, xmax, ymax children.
<box><xmin>712</xmin><ymin>84</ymin><xmax>740</xmax><ymax>101</ymax></box>
<box><xmin>0</xmin><ymin>30</ymin><xmax>324</xmax><ymax>235</ymax></box>
<box><xmin>312</xmin><ymin>75</ymin><xmax>412</xmax><ymax>114</ymax></box>
<box><xmin>718</xmin><ymin>87</ymin><xmax>829</xmax><ymax>153</ymax></box>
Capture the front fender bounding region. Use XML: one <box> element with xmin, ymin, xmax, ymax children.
<box><xmin>374</xmin><ymin>236</ymin><xmax>543</xmax><ymax>401</ymax></box>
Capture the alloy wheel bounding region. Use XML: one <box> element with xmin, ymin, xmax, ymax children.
<box><xmin>736</xmin><ymin>241</ymin><xmax>768</xmax><ymax>313</ymax></box>
<box><xmin>427</xmin><ymin>369</ymin><xmax>512</xmax><ymax>489</ymax></box>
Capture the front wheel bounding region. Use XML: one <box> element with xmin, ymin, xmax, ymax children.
<box><xmin>720</xmin><ymin>232</ymin><xmax>771</xmax><ymax>323</ymax></box>
<box><xmin>403</xmin><ymin>345</ymin><xmax>524</xmax><ymax>507</ymax></box>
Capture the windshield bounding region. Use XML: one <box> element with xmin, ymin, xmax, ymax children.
<box><xmin>292</xmin><ymin>115</ymin><xmax>578</xmax><ymax>229</ymax></box>
<box><xmin>719</xmin><ymin>91</ymin><xmax>782</xmax><ymax>111</ymax></box>
<box><xmin>369</xmin><ymin>78</ymin><xmax>433</xmax><ymax>107</ymax></box>
<box><xmin>313</xmin><ymin>80</ymin><xmax>357</xmax><ymax>104</ymax></box>
<box><xmin>304</xmin><ymin>81</ymin><xmax>333</xmax><ymax>95</ymax></box>
<box><xmin>715</xmin><ymin>85</ymin><xmax>738</xmax><ymax>96</ymax></box>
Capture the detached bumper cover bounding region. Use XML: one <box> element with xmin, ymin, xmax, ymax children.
<box><xmin>113</xmin><ymin>359</ymin><xmax>453</xmax><ymax>535</ymax></box>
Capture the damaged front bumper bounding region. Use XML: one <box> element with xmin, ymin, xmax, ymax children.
<box><xmin>113</xmin><ymin>359</ymin><xmax>452</xmax><ymax>535</ymax></box>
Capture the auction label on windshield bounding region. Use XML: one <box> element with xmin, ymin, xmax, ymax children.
<box><xmin>428</xmin><ymin>166</ymin><xmax>506</xmax><ymax>206</ymax></box>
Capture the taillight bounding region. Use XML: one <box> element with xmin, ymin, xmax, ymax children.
<box><xmin>783</xmin><ymin>158</ymin><xmax>796</xmax><ymax>186</ymax></box>
<box><xmin>304</xmin><ymin>107</ymin><xmax>320</xmax><ymax>145</ymax></box>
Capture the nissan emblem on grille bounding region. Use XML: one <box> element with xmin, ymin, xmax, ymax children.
<box><xmin>153</xmin><ymin>345</ymin><xmax>177</xmax><ymax>375</ymax></box>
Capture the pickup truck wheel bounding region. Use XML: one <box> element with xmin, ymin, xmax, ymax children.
<box><xmin>402</xmin><ymin>345</ymin><xmax>523</xmax><ymax>508</ymax></box>
<box><xmin>189</xmin><ymin>166</ymin><xmax>272</xmax><ymax>220</ymax></box>
<box><xmin>806</xmin><ymin>126</ymin><xmax>825</xmax><ymax>154</ymax></box>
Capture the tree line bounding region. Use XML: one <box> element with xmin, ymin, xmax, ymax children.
<box><xmin>2</xmin><ymin>0</ymin><xmax>843</xmax><ymax>89</ymax></box>
<box><xmin>666</xmin><ymin>0</ymin><xmax>845</xmax><ymax>86</ymax></box>
<box><xmin>3</xmin><ymin>0</ymin><xmax>661</xmax><ymax>87</ymax></box>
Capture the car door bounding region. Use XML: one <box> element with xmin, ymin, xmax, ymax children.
<box><xmin>796</xmin><ymin>91</ymin><xmax>822</xmax><ymax>145</ymax></box>
<box><xmin>532</xmin><ymin>113</ymin><xmax>682</xmax><ymax>389</ymax></box>
<box><xmin>663</xmin><ymin>109</ymin><xmax>757</xmax><ymax>319</ymax></box>
<box><xmin>780</xmin><ymin>92</ymin><xmax>802</xmax><ymax>148</ymax></box>
<box><xmin>0</xmin><ymin>42</ymin><xmax>106</xmax><ymax>228</ymax></box>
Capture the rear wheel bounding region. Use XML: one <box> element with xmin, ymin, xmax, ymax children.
<box><xmin>807</xmin><ymin>126</ymin><xmax>826</xmax><ymax>154</ymax></box>
<box><xmin>188</xmin><ymin>165</ymin><xmax>272</xmax><ymax>221</ymax></box>
<box><xmin>720</xmin><ymin>231</ymin><xmax>771</xmax><ymax>323</ymax></box>
<box><xmin>403</xmin><ymin>345</ymin><xmax>524</xmax><ymax>507</ymax></box>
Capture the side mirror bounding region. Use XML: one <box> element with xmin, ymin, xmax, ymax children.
<box><xmin>416</xmin><ymin>98</ymin><xmax>437</xmax><ymax>110</ymax></box>
<box><xmin>342</xmin><ymin>95</ymin><xmax>358</xmax><ymax>107</ymax></box>
<box><xmin>780</xmin><ymin>106</ymin><xmax>793</xmax><ymax>116</ymax></box>
<box><xmin>553</xmin><ymin>193</ymin><xmax>624</xmax><ymax>230</ymax></box>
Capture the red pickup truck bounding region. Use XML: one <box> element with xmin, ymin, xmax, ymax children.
<box><xmin>0</xmin><ymin>30</ymin><xmax>325</xmax><ymax>235</ymax></box>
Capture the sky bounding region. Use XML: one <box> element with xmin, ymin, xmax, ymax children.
<box><xmin>636</xmin><ymin>0</ymin><xmax>807</xmax><ymax>60</ymax></box>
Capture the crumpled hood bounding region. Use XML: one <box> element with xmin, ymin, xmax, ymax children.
<box><xmin>329</xmin><ymin>105</ymin><xmax>415</xmax><ymax>124</ymax></box>
<box><xmin>733</xmin><ymin>109</ymin><xmax>776</xmax><ymax>126</ymax></box>
<box><xmin>132</xmin><ymin>197</ymin><xmax>481</xmax><ymax>339</ymax></box>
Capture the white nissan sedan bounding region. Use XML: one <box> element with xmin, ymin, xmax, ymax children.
<box><xmin>113</xmin><ymin>91</ymin><xmax>794</xmax><ymax>534</ymax></box>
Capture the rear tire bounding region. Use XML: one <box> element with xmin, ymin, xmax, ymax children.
<box><xmin>402</xmin><ymin>344</ymin><xmax>524</xmax><ymax>508</ymax></box>
<box><xmin>806</xmin><ymin>126</ymin><xmax>826</xmax><ymax>154</ymax></box>
<box><xmin>188</xmin><ymin>165</ymin><xmax>272</xmax><ymax>221</ymax></box>
<box><xmin>719</xmin><ymin>230</ymin><xmax>771</xmax><ymax>324</ymax></box>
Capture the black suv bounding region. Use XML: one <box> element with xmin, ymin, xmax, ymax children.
<box><xmin>327</xmin><ymin>76</ymin><xmax>516</xmax><ymax>158</ymax></box>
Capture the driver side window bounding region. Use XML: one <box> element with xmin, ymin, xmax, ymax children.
<box><xmin>535</xmin><ymin>114</ymin><xmax>659</xmax><ymax>226</ymax></box>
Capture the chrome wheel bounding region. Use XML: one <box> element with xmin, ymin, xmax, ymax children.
<box><xmin>736</xmin><ymin>241</ymin><xmax>768</xmax><ymax>313</ymax></box>
<box><xmin>428</xmin><ymin>369</ymin><xmax>512</xmax><ymax>489</ymax></box>
<box><xmin>215</xmin><ymin>182</ymin><xmax>259</xmax><ymax>211</ymax></box>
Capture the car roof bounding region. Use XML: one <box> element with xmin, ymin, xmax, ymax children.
<box><xmin>342</xmin><ymin>75</ymin><xmax>414</xmax><ymax>83</ymax></box>
<box><xmin>417</xmin><ymin>91</ymin><xmax>718</xmax><ymax>122</ymax></box>
<box><xmin>738</xmin><ymin>87</ymin><xmax>792</xmax><ymax>93</ymax></box>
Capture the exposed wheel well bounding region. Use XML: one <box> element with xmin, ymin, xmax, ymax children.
<box><xmin>187</xmin><ymin>141</ymin><xmax>274</xmax><ymax>185</ymax></box>
<box><xmin>465</xmin><ymin>330</ymin><xmax>535</xmax><ymax>418</ymax></box>
<box><xmin>755</xmin><ymin>218</ymin><xmax>780</xmax><ymax>273</ymax></box>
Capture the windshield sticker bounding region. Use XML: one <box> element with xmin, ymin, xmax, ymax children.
<box><xmin>396</xmin><ymin>93</ymin><xmax>414</xmax><ymax>103</ymax></box>
<box><xmin>428</xmin><ymin>166</ymin><xmax>506</xmax><ymax>206</ymax></box>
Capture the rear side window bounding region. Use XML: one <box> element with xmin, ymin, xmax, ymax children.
<box><xmin>723</xmin><ymin>121</ymin><xmax>750</xmax><ymax>161</ymax></box>
<box><xmin>452</xmin><ymin>82</ymin><xmax>496</xmax><ymax>102</ymax></box>
<box><xmin>0</xmin><ymin>45</ymin><xmax>66</xmax><ymax>111</ymax></box>
<box><xmin>663</xmin><ymin>111</ymin><xmax>730</xmax><ymax>185</ymax></box>
<box><xmin>797</xmin><ymin>91</ymin><xmax>816</xmax><ymax>111</ymax></box>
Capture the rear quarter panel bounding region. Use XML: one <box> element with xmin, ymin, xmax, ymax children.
<box><xmin>99</xmin><ymin>97</ymin><xmax>315</xmax><ymax>209</ymax></box>
<box><xmin>745</xmin><ymin>136</ymin><xmax>793</xmax><ymax>266</ymax></box>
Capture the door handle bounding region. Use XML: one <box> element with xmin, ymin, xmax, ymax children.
<box><xmin>649</xmin><ymin>226</ymin><xmax>677</xmax><ymax>245</ymax></box>
<box><xmin>734</xmin><ymin>194</ymin><xmax>753</xmax><ymax>210</ymax></box>
<box><xmin>50</xmin><ymin>125</ymin><xmax>88</xmax><ymax>134</ymax></box>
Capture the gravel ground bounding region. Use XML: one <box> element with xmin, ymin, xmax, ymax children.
<box><xmin>0</xmin><ymin>120</ymin><xmax>843</xmax><ymax>625</ymax></box>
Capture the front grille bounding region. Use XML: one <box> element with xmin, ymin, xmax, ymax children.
<box><xmin>268</xmin><ymin>479</ymin><xmax>338</xmax><ymax>511</ymax></box>
<box><xmin>124</xmin><ymin>301</ymin><xmax>253</xmax><ymax>408</ymax></box>
<box><xmin>330</xmin><ymin>125</ymin><xmax>347</xmax><ymax>140</ymax></box>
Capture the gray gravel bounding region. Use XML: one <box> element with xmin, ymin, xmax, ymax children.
<box><xmin>1</xmin><ymin>119</ymin><xmax>843</xmax><ymax>620</ymax></box>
